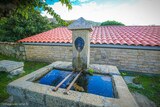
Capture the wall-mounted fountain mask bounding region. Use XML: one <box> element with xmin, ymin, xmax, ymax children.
<box><xmin>75</xmin><ymin>37</ymin><xmax>85</xmax><ymax>53</ymax></box>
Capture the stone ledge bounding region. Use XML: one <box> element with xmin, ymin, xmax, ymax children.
<box><xmin>112</xmin><ymin>75</ymin><xmax>139</xmax><ymax>107</ymax></box>
<box><xmin>50</xmin><ymin>61</ymin><xmax>120</xmax><ymax>75</ymax></box>
<box><xmin>89</xmin><ymin>64</ymin><xmax>120</xmax><ymax>75</ymax></box>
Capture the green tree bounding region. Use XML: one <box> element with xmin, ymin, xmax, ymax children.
<box><xmin>0</xmin><ymin>0</ymin><xmax>72</xmax><ymax>25</ymax></box>
<box><xmin>101</xmin><ymin>20</ymin><xmax>125</xmax><ymax>26</ymax></box>
<box><xmin>0</xmin><ymin>10</ymin><xmax>59</xmax><ymax>42</ymax></box>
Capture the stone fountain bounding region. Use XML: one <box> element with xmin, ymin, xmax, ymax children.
<box><xmin>68</xmin><ymin>17</ymin><xmax>92</xmax><ymax>71</ymax></box>
<box><xmin>7</xmin><ymin>17</ymin><xmax>139</xmax><ymax>107</ymax></box>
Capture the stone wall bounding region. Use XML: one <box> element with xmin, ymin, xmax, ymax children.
<box><xmin>0</xmin><ymin>42</ymin><xmax>26</xmax><ymax>60</ymax></box>
<box><xmin>90</xmin><ymin>48</ymin><xmax>160</xmax><ymax>74</ymax></box>
<box><xmin>25</xmin><ymin>45</ymin><xmax>72</xmax><ymax>62</ymax></box>
<box><xmin>0</xmin><ymin>42</ymin><xmax>159</xmax><ymax>74</ymax></box>
<box><xmin>24</xmin><ymin>45</ymin><xmax>160</xmax><ymax>74</ymax></box>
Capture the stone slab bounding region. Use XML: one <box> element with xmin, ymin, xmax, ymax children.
<box><xmin>123</xmin><ymin>76</ymin><xmax>135</xmax><ymax>84</ymax></box>
<box><xmin>0</xmin><ymin>60</ymin><xmax>24</xmax><ymax>72</ymax></box>
<box><xmin>123</xmin><ymin>76</ymin><xmax>143</xmax><ymax>89</ymax></box>
<box><xmin>52</xmin><ymin>61</ymin><xmax>72</xmax><ymax>71</ymax></box>
<box><xmin>9</xmin><ymin>67</ymin><xmax>24</xmax><ymax>76</ymax></box>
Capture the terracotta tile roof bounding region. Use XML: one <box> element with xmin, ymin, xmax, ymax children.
<box><xmin>18</xmin><ymin>26</ymin><xmax>160</xmax><ymax>46</ymax></box>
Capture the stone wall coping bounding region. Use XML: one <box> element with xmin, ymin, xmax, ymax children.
<box><xmin>7</xmin><ymin>61</ymin><xmax>139</xmax><ymax>107</ymax></box>
<box><xmin>22</xmin><ymin>42</ymin><xmax>160</xmax><ymax>51</ymax></box>
<box><xmin>0</xmin><ymin>42</ymin><xmax>21</xmax><ymax>45</ymax></box>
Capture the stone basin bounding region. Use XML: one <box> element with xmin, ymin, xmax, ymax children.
<box><xmin>7</xmin><ymin>61</ymin><xmax>139</xmax><ymax>107</ymax></box>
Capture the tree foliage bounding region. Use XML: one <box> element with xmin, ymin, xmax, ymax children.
<box><xmin>0</xmin><ymin>0</ymin><xmax>72</xmax><ymax>42</ymax></box>
<box><xmin>0</xmin><ymin>0</ymin><xmax>72</xmax><ymax>25</ymax></box>
<box><xmin>101</xmin><ymin>20</ymin><xmax>125</xmax><ymax>26</ymax></box>
<box><xmin>0</xmin><ymin>10</ymin><xmax>60</xmax><ymax>42</ymax></box>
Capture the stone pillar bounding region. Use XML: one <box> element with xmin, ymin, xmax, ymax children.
<box><xmin>68</xmin><ymin>17</ymin><xmax>92</xmax><ymax>71</ymax></box>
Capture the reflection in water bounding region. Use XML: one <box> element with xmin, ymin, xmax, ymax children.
<box><xmin>101</xmin><ymin>76</ymin><xmax>111</xmax><ymax>81</ymax></box>
<box><xmin>87</xmin><ymin>75</ymin><xmax>113</xmax><ymax>97</ymax></box>
<box><xmin>39</xmin><ymin>70</ymin><xmax>114</xmax><ymax>98</ymax></box>
<box><xmin>39</xmin><ymin>70</ymin><xmax>76</xmax><ymax>88</ymax></box>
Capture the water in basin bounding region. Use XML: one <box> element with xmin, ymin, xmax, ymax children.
<box><xmin>38</xmin><ymin>69</ymin><xmax>114</xmax><ymax>98</ymax></box>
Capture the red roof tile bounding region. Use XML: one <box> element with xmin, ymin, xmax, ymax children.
<box><xmin>18</xmin><ymin>26</ymin><xmax>160</xmax><ymax>46</ymax></box>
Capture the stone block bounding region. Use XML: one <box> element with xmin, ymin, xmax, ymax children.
<box><xmin>89</xmin><ymin>64</ymin><xmax>106</xmax><ymax>74</ymax></box>
<box><xmin>79</xmin><ymin>93</ymin><xmax>104</xmax><ymax>107</ymax></box>
<box><xmin>7</xmin><ymin>85</ymin><xmax>26</xmax><ymax>99</ymax></box>
<box><xmin>112</xmin><ymin>75</ymin><xmax>128</xmax><ymax>90</ymax></box>
<box><xmin>46</xmin><ymin>88</ymin><xmax>80</xmax><ymax>107</ymax></box>
<box><xmin>0</xmin><ymin>60</ymin><xmax>24</xmax><ymax>72</ymax></box>
<box><xmin>9</xmin><ymin>67</ymin><xmax>24</xmax><ymax>76</ymax></box>
<box><xmin>59</xmin><ymin>62</ymin><xmax>72</xmax><ymax>69</ymax></box>
<box><xmin>7</xmin><ymin>81</ymin><xmax>32</xmax><ymax>99</ymax></box>
<box><xmin>103</xmin><ymin>98</ymin><xmax>120</xmax><ymax>107</ymax></box>
<box><xmin>112</xmin><ymin>76</ymin><xmax>139</xmax><ymax>107</ymax></box>
<box><xmin>108</xmin><ymin>66</ymin><xmax>120</xmax><ymax>75</ymax></box>
<box><xmin>25</xmin><ymin>83</ymin><xmax>49</xmax><ymax>105</ymax></box>
<box><xmin>28</xmin><ymin>101</ymin><xmax>45</xmax><ymax>107</ymax></box>
<box><xmin>12</xmin><ymin>95</ymin><xmax>29</xmax><ymax>107</ymax></box>
<box><xmin>19</xmin><ymin>46</ymin><xmax>25</xmax><ymax>51</ymax></box>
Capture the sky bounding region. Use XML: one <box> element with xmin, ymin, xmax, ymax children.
<box><xmin>41</xmin><ymin>0</ymin><xmax>160</xmax><ymax>25</ymax></box>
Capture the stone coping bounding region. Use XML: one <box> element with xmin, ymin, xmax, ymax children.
<box><xmin>7</xmin><ymin>61</ymin><xmax>139</xmax><ymax>107</ymax></box>
<box><xmin>51</xmin><ymin>61</ymin><xmax>120</xmax><ymax>76</ymax></box>
<box><xmin>68</xmin><ymin>17</ymin><xmax>92</xmax><ymax>30</ymax></box>
<box><xmin>0</xmin><ymin>42</ymin><xmax>19</xmax><ymax>45</ymax></box>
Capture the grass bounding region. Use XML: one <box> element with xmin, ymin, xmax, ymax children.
<box><xmin>0</xmin><ymin>54</ymin><xmax>48</xmax><ymax>103</ymax></box>
<box><xmin>121</xmin><ymin>72</ymin><xmax>160</xmax><ymax>107</ymax></box>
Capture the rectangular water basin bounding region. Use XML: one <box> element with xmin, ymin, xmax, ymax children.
<box><xmin>7</xmin><ymin>61</ymin><xmax>138</xmax><ymax>107</ymax></box>
<box><xmin>37</xmin><ymin>69</ymin><xmax>114</xmax><ymax>98</ymax></box>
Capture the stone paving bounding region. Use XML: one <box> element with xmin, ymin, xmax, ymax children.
<box><xmin>0</xmin><ymin>60</ymin><xmax>24</xmax><ymax>75</ymax></box>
